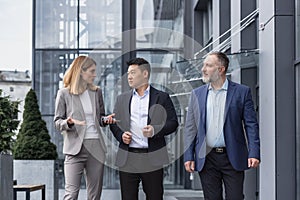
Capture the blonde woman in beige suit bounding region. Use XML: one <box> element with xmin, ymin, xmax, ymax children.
<box><xmin>54</xmin><ymin>56</ymin><xmax>114</xmax><ymax>200</ymax></box>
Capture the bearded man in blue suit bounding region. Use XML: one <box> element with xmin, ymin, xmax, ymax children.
<box><xmin>184</xmin><ymin>52</ymin><xmax>260</xmax><ymax>200</ymax></box>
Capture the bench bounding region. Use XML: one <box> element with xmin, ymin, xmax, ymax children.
<box><xmin>13</xmin><ymin>184</ymin><xmax>45</xmax><ymax>200</ymax></box>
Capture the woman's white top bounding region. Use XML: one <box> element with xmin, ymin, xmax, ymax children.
<box><xmin>79</xmin><ymin>90</ymin><xmax>99</xmax><ymax>139</ymax></box>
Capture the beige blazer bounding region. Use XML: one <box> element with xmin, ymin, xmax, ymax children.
<box><xmin>54</xmin><ymin>88</ymin><xmax>107</xmax><ymax>157</ymax></box>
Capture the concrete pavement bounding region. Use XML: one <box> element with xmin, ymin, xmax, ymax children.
<box><xmin>59</xmin><ymin>189</ymin><xmax>204</xmax><ymax>200</ymax></box>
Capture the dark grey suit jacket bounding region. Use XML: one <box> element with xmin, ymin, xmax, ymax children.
<box><xmin>110</xmin><ymin>86</ymin><xmax>178</xmax><ymax>167</ymax></box>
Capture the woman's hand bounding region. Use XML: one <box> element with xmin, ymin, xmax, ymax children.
<box><xmin>102</xmin><ymin>113</ymin><xmax>117</xmax><ymax>124</ymax></box>
<box><xmin>67</xmin><ymin>117</ymin><xmax>86</xmax><ymax>126</ymax></box>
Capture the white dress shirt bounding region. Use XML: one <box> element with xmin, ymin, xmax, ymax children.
<box><xmin>129</xmin><ymin>86</ymin><xmax>150</xmax><ymax>148</ymax></box>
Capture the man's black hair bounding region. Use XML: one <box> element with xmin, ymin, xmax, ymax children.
<box><xmin>127</xmin><ymin>57</ymin><xmax>151</xmax><ymax>78</ymax></box>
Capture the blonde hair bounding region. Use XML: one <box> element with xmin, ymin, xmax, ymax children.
<box><xmin>63</xmin><ymin>55</ymin><xmax>98</xmax><ymax>94</ymax></box>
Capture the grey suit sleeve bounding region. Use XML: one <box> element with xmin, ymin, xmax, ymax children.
<box><xmin>184</xmin><ymin>90</ymin><xmax>198</xmax><ymax>162</ymax></box>
<box><xmin>54</xmin><ymin>89</ymin><xmax>75</xmax><ymax>132</ymax></box>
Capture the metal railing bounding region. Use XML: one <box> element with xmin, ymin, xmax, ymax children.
<box><xmin>194</xmin><ymin>8</ymin><xmax>259</xmax><ymax>59</ymax></box>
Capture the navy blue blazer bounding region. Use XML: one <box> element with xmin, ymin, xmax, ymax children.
<box><xmin>184</xmin><ymin>80</ymin><xmax>260</xmax><ymax>171</ymax></box>
<box><xmin>110</xmin><ymin>86</ymin><xmax>178</xmax><ymax>167</ymax></box>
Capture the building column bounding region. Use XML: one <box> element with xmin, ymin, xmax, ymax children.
<box><xmin>259</xmin><ymin>0</ymin><xmax>296</xmax><ymax>199</ymax></box>
<box><xmin>230</xmin><ymin>0</ymin><xmax>241</xmax><ymax>52</ymax></box>
<box><xmin>121</xmin><ymin>0</ymin><xmax>136</xmax><ymax>92</ymax></box>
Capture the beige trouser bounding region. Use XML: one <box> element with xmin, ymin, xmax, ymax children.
<box><xmin>63</xmin><ymin>139</ymin><xmax>105</xmax><ymax>200</ymax></box>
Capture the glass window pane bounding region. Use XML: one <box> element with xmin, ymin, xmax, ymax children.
<box><xmin>34</xmin><ymin>50</ymin><xmax>78</xmax><ymax>159</ymax></box>
<box><xmin>79</xmin><ymin>0</ymin><xmax>122</xmax><ymax>48</ymax></box>
<box><xmin>136</xmin><ymin>51</ymin><xmax>182</xmax><ymax>88</ymax></box>
<box><xmin>136</xmin><ymin>0</ymin><xmax>184</xmax><ymax>48</ymax></box>
<box><xmin>34</xmin><ymin>51</ymin><xmax>78</xmax><ymax>115</ymax></box>
<box><xmin>35</xmin><ymin>0</ymin><xmax>78</xmax><ymax>49</ymax></box>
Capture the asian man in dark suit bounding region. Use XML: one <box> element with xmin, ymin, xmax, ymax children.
<box><xmin>110</xmin><ymin>57</ymin><xmax>178</xmax><ymax>200</ymax></box>
<box><xmin>184</xmin><ymin>52</ymin><xmax>260</xmax><ymax>200</ymax></box>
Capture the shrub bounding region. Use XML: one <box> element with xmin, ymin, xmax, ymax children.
<box><xmin>0</xmin><ymin>89</ymin><xmax>19</xmax><ymax>153</ymax></box>
<box><xmin>13</xmin><ymin>89</ymin><xmax>57</xmax><ymax>159</ymax></box>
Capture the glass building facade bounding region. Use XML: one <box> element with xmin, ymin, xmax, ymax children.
<box><xmin>33</xmin><ymin>0</ymin><xmax>298</xmax><ymax>197</ymax></box>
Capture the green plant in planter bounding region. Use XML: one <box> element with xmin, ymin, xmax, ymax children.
<box><xmin>0</xmin><ymin>89</ymin><xmax>20</xmax><ymax>154</ymax></box>
<box><xmin>13</xmin><ymin>89</ymin><xmax>57</xmax><ymax>159</ymax></box>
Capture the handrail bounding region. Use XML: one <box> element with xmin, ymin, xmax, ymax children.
<box><xmin>194</xmin><ymin>8</ymin><xmax>259</xmax><ymax>59</ymax></box>
<box><xmin>207</xmin><ymin>13</ymin><xmax>258</xmax><ymax>56</ymax></box>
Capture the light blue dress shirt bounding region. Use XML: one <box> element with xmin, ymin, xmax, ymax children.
<box><xmin>206</xmin><ymin>79</ymin><xmax>228</xmax><ymax>147</ymax></box>
<box><xmin>129</xmin><ymin>86</ymin><xmax>150</xmax><ymax>148</ymax></box>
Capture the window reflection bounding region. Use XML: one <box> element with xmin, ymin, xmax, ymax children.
<box><xmin>35</xmin><ymin>0</ymin><xmax>121</xmax><ymax>49</ymax></box>
<box><xmin>136</xmin><ymin>0</ymin><xmax>184</xmax><ymax>48</ymax></box>
<box><xmin>35</xmin><ymin>0</ymin><xmax>78</xmax><ymax>48</ymax></box>
<box><xmin>79</xmin><ymin>0</ymin><xmax>122</xmax><ymax>48</ymax></box>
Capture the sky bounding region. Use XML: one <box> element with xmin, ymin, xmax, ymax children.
<box><xmin>0</xmin><ymin>0</ymin><xmax>32</xmax><ymax>73</ymax></box>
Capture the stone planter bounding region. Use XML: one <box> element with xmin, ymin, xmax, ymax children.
<box><xmin>14</xmin><ymin>160</ymin><xmax>58</xmax><ymax>200</ymax></box>
<box><xmin>0</xmin><ymin>154</ymin><xmax>13</xmax><ymax>200</ymax></box>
